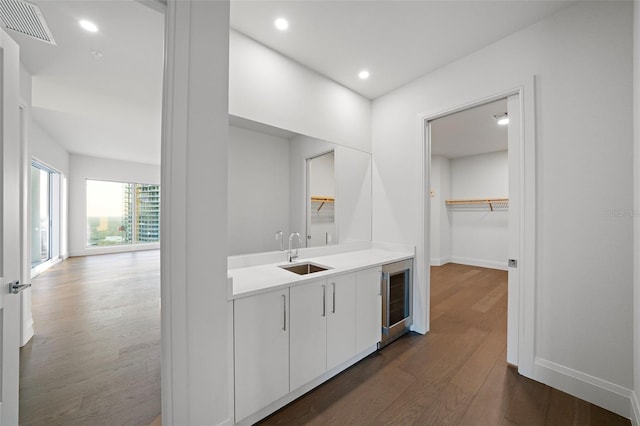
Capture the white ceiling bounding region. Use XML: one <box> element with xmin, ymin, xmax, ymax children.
<box><xmin>230</xmin><ymin>0</ymin><xmax>572</xmax><ymax>100</ymax></box>
<box><xmin>5</xmin><ymin>0</ymin><xmax>572</xmax><ymax>165</ymax></box>
<box><xmin>11</xmin><ymin>0</ymin><xmax>165</xmax><ymax>165</ymax></box>
<box><xmin>430</xmin><ymin>99</ymin><xmax>507</xmax><ymax>159</ymax></box>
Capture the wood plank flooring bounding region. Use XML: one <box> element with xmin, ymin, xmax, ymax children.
<box><xmin>259</xmin><ymin>263</ymin><xmax>631</xmax><ymax>426</ymax></box>
<box><xmin>19</xmin><ymin>250</ymin><xmax>161</xmax><ymax>426</ymax></box>
<box><xmin>20</xmin><ymin>257</ymin><xmax>631</xmax><ymax>426</ymax></box>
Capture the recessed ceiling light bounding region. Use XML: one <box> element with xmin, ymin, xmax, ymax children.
<box><xmin>493</xmin><ymin>112</ymin><xmax>509</xmax><ymax>126</ymax></box>
<box><xmin>358</xmin><ymin>70</ymin><xmax>370</xmax><ymax>80</ymax></box>
<box><xmin>79</xmin><ymin>19</ymin><xmax>98</xmax><ymax>33</ymax></box>
<box><xmin>274</xmin><ymin>18</ymin><xmax>288</xmax><ymax>31</ymax></box>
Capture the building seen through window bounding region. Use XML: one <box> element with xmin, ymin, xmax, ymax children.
<box><xmin>86</xmin><ymin>179</ymin><xmax>160</xmax><ymax>247</ymax></box>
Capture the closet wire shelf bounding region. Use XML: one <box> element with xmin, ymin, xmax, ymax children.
<box><xmin>311</xmin><ymin>196</ymin><xmax>334</xmax><ymax>212</ymax></box>
<box><xmin>445</xmin><ymin>198</ymin><xmax>509</xmax><ymax>211</ymax></box>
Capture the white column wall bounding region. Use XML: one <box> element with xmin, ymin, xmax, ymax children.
<box><xmin>372</xmin><ymin>0</ymin><xmax>633</xmax><ymax>413</ymax></box>
<box><xmin>161</xmin><ymin>0</ymin><xmax>231</xmax><ymax>423</ymax></box>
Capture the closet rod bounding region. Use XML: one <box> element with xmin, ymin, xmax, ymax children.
<box><xmin>445</xmin><ymin>198</ymin><xmax>508</xmax><ymax>211</ymax></box>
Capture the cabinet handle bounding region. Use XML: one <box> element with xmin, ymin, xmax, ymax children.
<box><xmin>331</xmin><ymin>282</ymin><xmax>336</xmax><ymax>313</ymax></box>
<box><xmin>322</xmin><ymin>284</ymin><xmax>326</xmax><ymax>317</ymax></box>
<box><xmin>282</xmin><ymin>294</ymin><xmax>287</xmax><ymax>331</ymax></box>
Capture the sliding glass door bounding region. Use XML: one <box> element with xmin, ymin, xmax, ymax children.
<box><xmin>31</xmin><ymin>162</ymin><xmax>52</xmax><ymax>267</ymax></box>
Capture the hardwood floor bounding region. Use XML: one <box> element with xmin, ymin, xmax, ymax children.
<box><xmin>19</xmin><ymin>250</ymin><xmax>161</xmax><ymax>426</ymax></box>
<box><xmin>22</xmin><ymin>257</ymin><xmax>629</xmax><ymax>425</ymax></box>
<box><xmin>259</xmin><ymin>263</ymin><xmax>631</xmax><ymax>426</ymax></box>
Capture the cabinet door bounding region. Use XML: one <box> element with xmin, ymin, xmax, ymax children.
<box><xmin>326</xmin><ymin>273</ymin><xmax>356</xmax><ymax>370</ymax></box>
<box><xmin>290</xmin><ymin>279</ymin><xmax>327</xmax><ymax>391</ymax></box>
<box><xmin>234</xmin><ymin>288</ymin><xmax>289</xmax><ymax>422</ymax></box>
<box><xmin>356</xmin><ymin>267</ymin><xmax>382</xmax><ymax>353</ymax></box>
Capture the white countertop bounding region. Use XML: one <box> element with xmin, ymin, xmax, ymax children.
<box><xmin>229</xmin><ymin>248</ymin><xmax>414</xmax><ymax>299</ymax></box>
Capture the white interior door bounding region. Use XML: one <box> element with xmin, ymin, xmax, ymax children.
<box><xmin>506</xmin><ymin>93</ymin><xmax>521</xmax><ymax>366</ymax></box>
<box><xmin>0</xmin><ymin>28</ymin><xmax>24</xmax><ymax>425</ymax></box>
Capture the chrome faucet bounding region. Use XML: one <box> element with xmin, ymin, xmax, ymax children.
<box><xmin>275</xmin><ymin>230</ymin><xmax>284</xmax><ymax>251</ymax></box>
<box><xmin>288</xmin><ymin>232</ymin><xmax>301</xmax><ymax>262</ymax></box>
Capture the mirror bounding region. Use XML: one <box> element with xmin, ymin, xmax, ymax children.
<box><xmin>228</xmin><ymin>115</ymin><xmax>372</xmax><ymax>256</ymax></box>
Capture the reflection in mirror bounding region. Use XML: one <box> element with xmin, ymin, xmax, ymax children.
<box><xmin>307</xmin><ymin>151</ymin><xmax>335</xmax><ymax>247</ymax></box>
<box><xmin>228</xmin><ymin>115</ymin><xmax>372</xmax><ymax>256</ymax></box>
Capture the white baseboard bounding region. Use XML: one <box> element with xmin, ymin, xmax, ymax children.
<box><xmin>30</xmin><ymin>255</ymin><xmax>63</xmax><ymax>279</ymax></box>
<box><xmin>450</xmin><ymin>256</ymin><xmax>508</xmax><ymax>271</ymax></box>
<box><xmin>430</xmin><ymin>256</ymin><xmax>451</xmax><ymax>266</ymax></box>
<box><xmin>69</xmin><ymin>243</ymin><xmax>160</xmax><ymax>257</ymax></box>
<box><xmin>631</xmin><ymin>390</ymin><xmax>640</xmax><ymax>426</ymax></box>
<box><xmin>21</xmin><ymin>317</ymin><xmax>34</xmax><ymax>347</ymax></box>
<box><xmin>534</xmin><ymin>357</ymin><xmax>633</xmax><ymax>419</ymax></box>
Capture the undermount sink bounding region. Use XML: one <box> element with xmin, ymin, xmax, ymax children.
<box><xmin>279</xmin><ymin>262</ymin><xmax>330</xmax><ymax>275</ymax></box>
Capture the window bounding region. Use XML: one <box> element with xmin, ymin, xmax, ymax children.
<box><xmin>86</xmin><ymin>179</ymin><xmax>160</xmax><ymax>247</ymax></box>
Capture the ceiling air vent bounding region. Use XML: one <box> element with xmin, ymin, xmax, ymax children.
<box><xmin>0</xmin><ymin>0</ymin><xmax>55</xmax><ymax>45</ymax></box>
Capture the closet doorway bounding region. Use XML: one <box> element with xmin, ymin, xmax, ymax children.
<box><xmin>427</xmin><ymin>94</ymin><xmax>521</xmax><ymax>365</ymax></box>
<box><xmin>306</xmin><ymin>151</ymin><xmax>336</xmax><ymax>248</ymax></box>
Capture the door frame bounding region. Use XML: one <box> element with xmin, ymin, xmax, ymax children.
<box><xmin>418</xmin><ymin>81</ymin><xmax>537</xmax><ymax>377</ymax></box>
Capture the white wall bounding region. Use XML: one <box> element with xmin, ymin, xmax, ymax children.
<box><xmin>633</xmin><ymin>1</ymin><xmax>640</xmax><ymax>423</ymax></box>
<box><xmin>335</xmin><ymin>145</ymin><xmax>372</xmax><ymax>245</ymax></box>
<box><xmin>430</xmin><ymin>155</ymin><xmax>450</xmax><ymax>265</ymax></box>
<box><xmin>450</xmin><ymin>151</ymin><xmax>508</xmax><ymax>199</ymax></box>
<box><xmin>30</xmin><ymin>123</ymin><xmax>70</xmax><ymax>177</ymax></box>
<box><xmin>68</xmin><ymin>154</ymin><xmax>160</xmax><ymax>257</ymax></box>
<box><xmin>372</xmin><ymin>1</ymin><xmax>633</xmax><ymax>416</ymax></box>
<box><xmin>309</xmin><ymin>152</ymin><xmax>335</xmax><ymax>197</ymax></box>
<box><xmin>449</xmin><ymin>151</ymin><xmax>508</xmax><ymax>270</ymax></box>
<box><xmin>229</xmin><ymin>30</ymin><xmax>371</xmax><ymax>153</ymax></box>
<box><xmin>228</xmin><ymin>125</ymin><xmax>290</xmax><ymax>255</ymax></box>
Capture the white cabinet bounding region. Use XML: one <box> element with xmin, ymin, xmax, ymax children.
<box><xmin>290</xmin><ymin>273</ymin><xmax>357</xmax><ymax>390</ymax></box>
<box><xmin>233</xmin><ymin>263</ymin><xmax>393</xmax><ymax>422</ymax></box>
<box><xmin>355</xmin><ymin>267</ymin><xmax>382</xmax><ymax>353</ymax></box>
<box><xmin>234</xmin><ymin>288</ymin><xmax>289</xmax><ymax>422</ymax></box>
<box><xmin>289</xmin><ymin>279</ymin><xmax>327</xmax><ymax>391</ymax></box>
<box><xmin>326</xmin><ymin>273</ymin><xmax>356</xmax><ymax>370</ymax></box>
